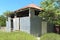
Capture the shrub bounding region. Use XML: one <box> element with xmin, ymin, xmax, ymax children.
<box><xmin>40</xmin><ymin>33</ymin><xmax>60</xmax><ymax>40</ymax></box>
<box><xmin>0</xmin><ymin>31</ymin><xmax>36</xmax><ymax>40</ymax></box>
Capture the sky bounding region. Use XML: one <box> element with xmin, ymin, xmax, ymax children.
<box><xmin>0</xmin><ymin>0</ymin><xmax>43</xmax><ymax>15</ymax></box>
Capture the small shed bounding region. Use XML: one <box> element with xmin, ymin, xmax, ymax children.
<box><xmin>6</xmin><ymin>4</ymin><xmax>53</xmax><ymax>37</ymax></box>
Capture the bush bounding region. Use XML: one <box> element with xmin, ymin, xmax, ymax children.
<box><xmin>40</xmin><ymin>33</ymin><xmax>60</xmax><ymax>40</ymax></box>
<box><xmin>0</xmin><ymin>31</ymin><xmax>36</xmax><ymax>40</ymax></box>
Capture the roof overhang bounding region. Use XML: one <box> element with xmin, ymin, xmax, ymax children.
<box><xmin>7</xmin><ymin>4</ymin><xmax>43</xmax><ymax>16</ymax></box>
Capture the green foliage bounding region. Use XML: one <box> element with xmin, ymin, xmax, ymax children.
<box><xmin>0</xmin><ymin>15</ymin><xmax>6</xmax><ymax>26</ymax></box>
<box><xmin>0</xmin><ymin>31</ymin><xmax>36</xmax><ymax>40</ymax></box>
<box><xmin>0</xmin><ymin>11</ymin><xmax>12</xmax><ymax>27</ymax></box>
<box><xmin>39</xmin><ymin>0</ymin><xmax>60</xmax><ymax>25</ymax></box>
<box><xmin>3</xmin><ymin>11</ymin><xmax>13</xmax><ymax>16</ymax></box>
<box><xmin>40</xmin><ymin>33</ymin><xmax>60</xmax><ymax>40</ymax></box>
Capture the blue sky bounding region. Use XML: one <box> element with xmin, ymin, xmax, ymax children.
<box><xmin>0</xmin><ymin>0</ymin><xmax>42</xmax><ymax>15</ymax></box>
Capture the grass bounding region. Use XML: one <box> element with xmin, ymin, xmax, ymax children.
<box><xmin>40</xmin><ymin>33</ymin><xmax>60</xmax><ymax>40</ymax></box>
<box><xmin>0</xmin><ymin>31</ymin><xmax>36</xmax><ymax>40</ymax></box>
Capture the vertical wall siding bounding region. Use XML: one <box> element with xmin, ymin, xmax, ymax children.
<box><xmin>41</xmin><ymin>21</ymin><xmax>47</xmax><ymax>35</ymax></box>
<box><xmin>6</xmin><ymin>21</ymin><xmax>8</xmax><ymax>32</ymax></box>
<box><xmin>13</xmin><ymin>18</ymin><xmax>19</xmax><ymax>31</ymax></box>
<box><xmin>30</xmin><ymin>16</ymin><xmax>42</xmax><ymax>37</ymax></box>
<box><xmin>47</xmin><ymin>22</ymin><xmax>54</xmax><ymax>33</ymax></box>
<box><xmin>20</xmin><ymin>17</ymin><xmax>30</xmax><ymax>33</ymax></box>
<box><xmin>6</xmin><ymin>17</ymin><xmax>11</xmax><ymax>32</ymax></box>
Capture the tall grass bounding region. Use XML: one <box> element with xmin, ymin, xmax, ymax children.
<box><xmin>0</xmin><ymin>31</ymin><xmax>36</xmax><ymax>40</ymax></box>
<box><xmin>40</xmin><ymin>33</ymin><xmax>60</xmax><ymax>40</ymax></box>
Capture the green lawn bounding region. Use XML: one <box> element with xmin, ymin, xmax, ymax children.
<box><xmin>0</xmin><ymin>31</ymin><xmax>36</xmax><ymax>40</ymax></box>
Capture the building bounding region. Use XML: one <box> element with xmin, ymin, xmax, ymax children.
<box><xmin>6</xmin><ymin>4</ymin><xmax>54</xmax><ymax>37</ymax></box>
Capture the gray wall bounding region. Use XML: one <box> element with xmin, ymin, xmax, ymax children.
<box><xmin>47</xmin><ymin>22</ymin><xmax>54</xmax><ymax>33</ymax></box>
<box><xmin>6</xmin><ymin>17</ymin><xmax>11</xmax><ymax>32</ymax></box>
<box><xmin>29</xmin><ymin>8</ymin><xmax>42</xmax><ymax>36</ymax></box>
<box><xmin>13</xmin><ymin>18</ymin><xmax>19</xmax><ymax>31</ymax></box>
<box><xmin>41</xmin><ymin>21</ymin><xmax>47</xmax><ymax>35</ymax></box>
<box><xmin>30</xmin><ymin>16</ymin><xmax>42</xmax><ymax>37</ymax></box>
<box><xmin>20</xmin><ymin>17</ymin><xmax>30</xmax><ymax>33</ymax></box>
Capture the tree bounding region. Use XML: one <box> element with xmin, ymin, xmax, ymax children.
<box><xmin>3</xmin><ymin>11</ymin><xmax>13</xmax><ymax>21</ymax></box>
<box><xmin>0</xmin><ymin>11</ymin><xmax>12</xmax><ymax>27</ymax></box>
<box><xmin>3</xmin><ymin>11</ymin><xmax>13</xmax><ymax>17</ymax></box>
<box><xmin>39</xmin><ymin>0</ymin><xmax>60</xmax><ymax>25</ymax></box>
<box><xmin>0</xmin><ymin>15</ymin><xmax>6</xmax><ymax>26</ymax></box>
